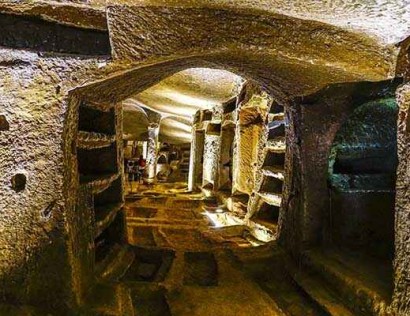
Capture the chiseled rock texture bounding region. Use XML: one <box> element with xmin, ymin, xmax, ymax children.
<box><xmin>106</xmin><ymin>2</ymin><xmax>396</xmax><ymax>99</ymax></box>
<box><xmin>0</xmin><ymin>48</ymin><xmax>108</xmax><ymax>311</ymax></box>
<box><xmin>393</xmin><ymin>82</ymin><xmax>410</xmax><ymax>315</ymax></box>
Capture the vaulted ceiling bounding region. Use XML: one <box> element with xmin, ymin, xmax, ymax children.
<box><xmin>122</xmin><ymin>68</ymin><xmax>243</xmax><ymax>143</ymax></box>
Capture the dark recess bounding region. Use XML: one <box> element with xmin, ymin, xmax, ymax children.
<box><xmin>79</xmin><ymin>104</ymin><xmax>115</xmax><ymax>134</ymax></box>
<box><xmin>11</xmin><ymin>174</ymin><xmax>26</xmax><ymax>192</ymax></box>
<box><xmin>0</xmin><ymin>115</ymin><xmax>9</xmax><ymax>131</ymax></box>
<box><xmin>0</xmin><ymin>14</ymin><xmax>110</xmax><ymax>55</ymax></box>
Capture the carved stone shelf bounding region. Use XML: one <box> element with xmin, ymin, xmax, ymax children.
<box><xmin>265</xmin><ymin>137</ymin><xmax>286</xmax><ymax>152</ymax></box>
<box><xmin>268</xmin><ymin>112</ymin><xmax>285</xmax><ymax>122</ymax></box>
<box><xmin>257</xmin><ymin>192</ymin><xmax>282</xmax><ymax>207</ymax></box>
<box><xmin>95</xmin><ymin>202</ymin><xmax>124</xmax><ymax>238</ymax></box>
<box><xmin>261</xmin><ymin>166</ymin><xmax>285</xmax><ymax>180</ymax></box>
<box><xmin>81</xmin><ymin>173</ymin><xmax>120</xmax><ymax>194</ymax></box>
<box><xmin>77</xmin><ymin>131</ymin><xmax>115</xmax><ymax>149</ymax></box>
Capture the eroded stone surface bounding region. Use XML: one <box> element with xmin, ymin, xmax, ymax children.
<box><xmin>393</xmin><ymin>83</ymin><xmax>410</xmax><ymax>315</ymax></box>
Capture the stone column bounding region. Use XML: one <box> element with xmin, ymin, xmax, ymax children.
<box><xmin>219</xmin><ymin>124</ymin><xmax>235</xmax><ymax>189</ymax></box>
<box><xmin>144</xmin><ymin>122</ymin><xmax>160</xmax><ymax>184</ymax></box>
<box><xmin>188</xmin><ymin>126</ymin><xmax>205</xmax><ymax>191</ymax></box>
<box><xmin>218</xmin><ymin>97</ymin><xmax>237</xmax><ymax>191</ymax></box>
<box><xmin>202</xmin><ymin>122</ymin><xmax>222</xmax><ymax>193</ymax></box>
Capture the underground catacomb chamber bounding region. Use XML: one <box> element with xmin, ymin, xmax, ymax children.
<box><xmin>1</xmin><ymin>3</ymin><xmax>409</xmax><ymax>315</ymax></box>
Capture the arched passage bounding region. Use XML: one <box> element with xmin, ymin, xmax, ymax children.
<box><xmin>65</xmin><ymin>21</ymin><xmax>401</xmax><ymax>306</ymax></box>
<box><xmin>328</xmin><ymin>98</ymin><xmax>398</xmax><ymax>260</ymax></box>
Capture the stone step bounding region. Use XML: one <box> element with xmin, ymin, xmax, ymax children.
<box><xmin>301</xmin><ymin>249</ymin><xmax>393</xmax><ymax>316</ymax></box>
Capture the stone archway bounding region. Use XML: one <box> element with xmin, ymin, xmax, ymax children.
<box><xmin>63</xmin><ymin>10</ymin><xmax>403</xmax><ymax>307</ymax></box>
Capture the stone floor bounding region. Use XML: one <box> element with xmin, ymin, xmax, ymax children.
<box><xmin>96</xmin><ymin>181</ymin><xmax>325</xmax><ymax>316</ymax></box>
<box><xmin>2</xmin><ymin>182</ymin><xmax>385</xmax><ymax>315</ymax></box>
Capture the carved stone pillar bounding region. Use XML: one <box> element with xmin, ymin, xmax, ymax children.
<box><xmin>144</xmin><ymin>122</ymin><xmax>160</xmax><ymax>184</ymax></box>
<box><xmin>188</xmin><ymin>126</ymin><xmax>205</xmax><ymax>191</ymax></box>
<box><xmin>202</xmin><ymin>122</ymin><xmax>222</xmax><ymax>192</ymax></box>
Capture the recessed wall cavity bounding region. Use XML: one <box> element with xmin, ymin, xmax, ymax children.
<box><xmin>11</xmin><ymin>173</ymin><xmax>26</xmax><ymax>192</ymax></box>
<box><xmin>0</xmin><ymin>115</ymin><xmax>9</xmax><ymax>131</ymax></box>
<box><xmin>0</xmin><ymin>14</ymin><xmax>110</xmax><ymax>55</ymax></box>
<box><xmin>328</xmin><ymin>98</ymin><xmax>399</xmax><ymax>259</ymax></box>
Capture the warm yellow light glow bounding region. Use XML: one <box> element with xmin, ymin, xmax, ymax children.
<box><xmin>157</xmin><ymin>88</ymin><xmax>217</xmax><ymax>109</ymax></box>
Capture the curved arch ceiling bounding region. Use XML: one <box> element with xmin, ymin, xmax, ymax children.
<box><xmin>123</xmin><ymin>67</ymin><xmax>243</xmax><ymax>143</ymax></box>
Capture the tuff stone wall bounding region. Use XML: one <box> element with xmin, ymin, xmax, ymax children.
<box><xmin>232</xmin><ymin>85</ymin><xmax>270</xmax><ymax>196</ymax></box>
<box><xmin>393</xmin><ymin>83</ymin><xmax>410</xmax><ymax>315</ymax></box>
<box><xmin>0</xmin><ymin>47</ymin><xmax>107</xmax><ymax>311</ymax></box>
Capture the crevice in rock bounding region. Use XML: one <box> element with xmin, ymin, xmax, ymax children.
<box><xmin>0</xmin><ymin>13</ymin><xmax>110</xmax><ymax>55</ymax></box>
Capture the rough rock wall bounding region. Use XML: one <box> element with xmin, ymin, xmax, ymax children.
<box><xmin>232</xmin><ymin>124</ymin><xmax>259</xmax><ymax>195</ymax></box>
<box><xmin>63</xmin><ymin>95</ymin><xmax>94</xmax><ymax>307</ymax></box>
<box><xmin>277</xmin><ymin>101</ymin><xmax>301</xmax><ymax>253</ymax></box>
<box><xmin>0</xmin><ymin>47</ymin><xmax>106</xmax><ymax>311</ymax></box>
<box><xmin>4</xmin><ymin>0</ymin><xmax>410</xmax><ymax>46</ymax></box>
<box><xmin>393</xmin><ymin>83</ymin><xmax>410</xmax><ymax>314</ymax></box>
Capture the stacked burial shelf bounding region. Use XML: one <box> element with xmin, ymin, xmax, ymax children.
<box><xmin>179</xmin><ymin>144</ymin><xmax>191</xmax><ymax>175</ymax></box>
<box><xmin>252</xmin><ymin>103</ymin><xmax>286</xmax><ymax>227</ymax></box>
<box><xmin>77</xmin><ymin>102</ymin><xmax>126</xmax><ymax>275</ymax></box>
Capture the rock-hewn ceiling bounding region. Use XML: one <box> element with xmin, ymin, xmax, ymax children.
<box><xmin>186</xmin><ymin>0</ymin><xmax>410</xmax><ymax>44</ymax></box>
<box><xmin>123</xmin><ymin>68</ymin><xmax>243</xmax><ymax>143</ymax></box>
<box><xmin>7</xmin><ymin>0</ymin><xmax>408</xmax><ymax>45</ymax></box>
